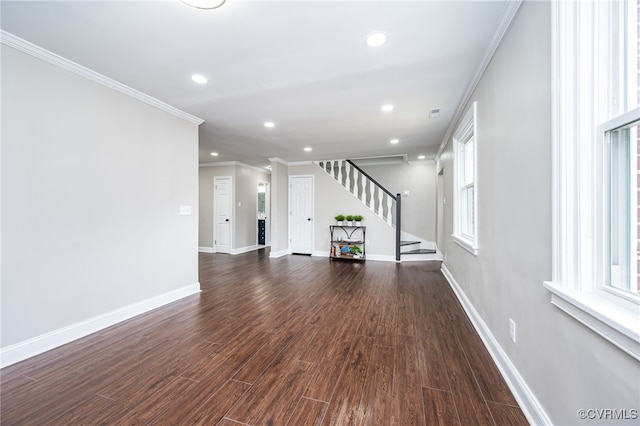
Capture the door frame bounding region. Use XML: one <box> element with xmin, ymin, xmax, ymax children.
<box><xmin>213</xmin><ymin>176</ymin><xmax>233</xmax><ymax>254</ymax></box>
<box><xmin>257</xmin><ymin>180</ymin><xmax>271</xmax><ymax>246</ymax></box>
<box><xmin>288</xmin><ymin>175</ymin><xmax>315</xmax><ymax>255</ymax></box>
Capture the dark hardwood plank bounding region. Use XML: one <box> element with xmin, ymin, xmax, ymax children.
<box><xmin>320</xmin><ymin>335</ymin><xmax>373</xmax><ymax>425</ymax></box>
<box><xmin>422</xmin><ymin>387</ymin><xmax>461</xmax><ymax>426</ymax></box>
<box><xmin>437</xmin><ymin>316</ymin><xmax>495</xmax><ymax>425</ymax></box>
<box><xmin>487</xmin><ymin>401</ymin><xmax>529</xmax><ymax>426</ymax></box>
<box><xmin>0</xmin><ymin>251</ymin><xmax>526</xmax><ymax>425</ymax></box>
<box><xmin>287</xmin><ymin>397</ymin><xmax>328</xmax><ymax>426</ymax></box>
<box><xmin>172</xmin><ymin>379</ymin><xmax>250</xmax><ymax>425</ymax></box>
<box><xmin>391</xmin><ymin>334</ymin><xmax>426</xmax><ymax>425</ymax></box>
<box><xmin>359</xmin><ymin>344</ymin><xmax>394</xmax><ymax>425</ymax></box>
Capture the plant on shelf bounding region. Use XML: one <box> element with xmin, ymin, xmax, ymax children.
<box><xmin>346</xmin><ymin>215</ymin><xmax>354</xmax><ymax>226</ymax></box>
<box><xmin>354</xmin><ymin>214</ymin><xmax>363</xmax><ymax>226</ymax></box>
<box><xmin>349</xmin><ymin>245</ymin><xmax>363</xmax><ymax>258</ymax></box>
<box><xmin>335</xmin><ymin>214</ymin><xmax>345</xmax><ymax>225</ymax></box>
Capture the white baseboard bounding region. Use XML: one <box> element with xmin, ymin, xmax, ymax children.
<box><xmin>440</xmin><ymin>264</ymin><xmax>551</xmax><ymax>426</ymax></box>
<box><xmin>365</xmin><ymin>253</ymin><xmax>396</xmax><ymax>262</ymax></box>
<box><xmin>230</xmin><ymin>245</ymin><xmax>260</xmax><ymax>255</ymax></box>
<box><xmin>269</xmin><ymin>249</ymin><xmax>290</xmax><ymax>258</ymax></box>
<box><xmin>0</xmin><ymin>282</ymin><xmax>201</xmax><ymax>368</ymax></box>
<box><xmin>313</xmin><ymin>250</ymin><xmax>395</xmax><ymax>262</ymax></box>
<box><xmin>198</xmin><ymin>246</ymin><xmax>214</xmax><ymax>253</ymax></box>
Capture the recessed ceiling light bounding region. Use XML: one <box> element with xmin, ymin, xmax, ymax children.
<box><xmin>418</xmin><ymin>155</ymin><xmax>426</xmax><ymax>160</ymax></box>
<box><xmin>390</xmin><ymin>139</ymin><xmax>399</xmax><ymax>144</ymax></box>
<box><xmin>264</xmin><ymin>121</ymin><xmax>275</xmax><ymax>128</ymax></box>
<box><xmin>304</xmin><ymin>147</ymin><xmax>312</xmax><ymax>152</ymax></box>
<box><xmin>381</xmin><ymin>104</ymin><xmax>394</xmax><ymax>112</ymax></box>
<box><xmin>180</xmin><ymin>0</ymin><xmax>226</xmax><ymax>9</ymax></box>
<box><xmin>366</xmin><ymin>32</ymin><xmax>387</xmax><ymax>48</ymax></box>
<box><xmin>191</xmin><ymin>74</ymin><xmax>208</xmax><ymax>84</ymax></box>
<box><xmin>210</xmin><ymin>152</ymin><xmax>219</xmax><ymax>156</ymax></box>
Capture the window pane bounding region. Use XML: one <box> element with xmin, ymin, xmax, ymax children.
<box><xmin>462</xmin><ymin>185</ymin><xmax>475</xmax><ymax>236</ymax></box>
<box><xmin>607</xmin><ymin>120</ymin><xmax>639</xmax><ymax>295</ymax></box>
<box><xmin>463</xmin><ymin>138</ymin><xmax>475</xmax><ymax>186</ymax></box>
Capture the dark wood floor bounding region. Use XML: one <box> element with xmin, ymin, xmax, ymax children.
<box><xmin>1</xmin><ymin>249</ymin><xmax>528</xmax><ymax>425</ymax></box>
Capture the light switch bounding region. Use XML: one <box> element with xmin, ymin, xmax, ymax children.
<box><xmin>179</xmin><ymin>205</ymin><xmax>192</xmax><ymax>215</ymax></box>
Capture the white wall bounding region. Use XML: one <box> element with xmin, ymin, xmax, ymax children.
<box><xmin>199</xmin><ymin>165</ymin><xmax>235</xmax><ymax>250</ymax></box>
<box><xmin>269</xmin><ymin>159</ymin><xmax>289</xmax><ymax>256</ymax></box>
<box><xmin>359</xmin><ymin>162</ymin><xmax>436</xmax><ymax>242</ymax></box>
<box><xmin>199</xmin><ymin>163</ymin><xmax>270</xmax><ymax>251</ymax></box>
<box><xmin>289</xmin><ymin>163</ymin><xmax>396</xmax><ymax>259</ymax></box>
<box><xmin>235</xmin><ymin>165</ymin><xmax>271</xmax><ymax>249</ymax></box>
<box><xmin>438</xmin><ymin>2</ymin><xmax>640</xmax><ymax>424</ymax></box>
<box><xmin>1</xmin><ymin>45</ymin><xmax>199</xmax><ymax>350</ymax></box>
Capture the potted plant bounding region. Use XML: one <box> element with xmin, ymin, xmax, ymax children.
<box><xmin>346</xmin><ymin>215</ymin><xmax>354</xmax><ymax>226</ymax></box>
<box><xmin>349</xmin><ymin>245</ymin><xmax>363</xmax><ymax>258</ymax></box>
<box><xmin>335</xmin><ymin>214</ymin><xmax>345</xmax><ymax>225</ymax></box>
<box><xmin>354</xmin><ymin>214</ymin><xmax>363</xmax><ymax>226</ymax></box>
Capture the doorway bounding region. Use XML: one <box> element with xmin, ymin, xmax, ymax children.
<box><xmin>257</xmin><ymin>181</ymin><xmax>270</xmax><ymax>246</ymax></box>
<box><xmin>289</xmin><ymin>175</ymin><xmax>314</xmax><ymax>254</ymax></box>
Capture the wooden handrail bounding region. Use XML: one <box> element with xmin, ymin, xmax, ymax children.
<box><xmin>346</xmin><ymin>160</ymin><xmax>397</xmax><ymax>201</ymax></box>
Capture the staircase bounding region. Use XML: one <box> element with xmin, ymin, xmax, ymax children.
<box><xmin>315</xmin><ymin>159</ymin><xmax>440</xmax><ymax>262</ymax></box>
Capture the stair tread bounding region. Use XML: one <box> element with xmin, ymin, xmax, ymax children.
<box><xmin>401</xmin><ymin>249</ymin><xmax>437</xmax><ymax>254</ymax></box>
<box><xmin>399</xmin><ymin>240</ymin><xmax>421</xmax><ymax>246</ymax></box>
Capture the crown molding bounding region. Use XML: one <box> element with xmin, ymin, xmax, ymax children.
<box><xmin>1</xmin><ymin>30</ymin><xmax>204</xmax><ymax>125</ymax></box>
<box><xmin>200</xmin><ymin>161</ymin><xmax>271</xmax><ymax>174</ymax></box>
<box><xmin>268</xmin><ymin>157</ymin><xmax>289</xmax><ymax>166</ymax></box>
<box><xmin>287</xmin><ymin>161</ymin><xmax>313</xmax><ymax>166</ymax></box>
<box><xmin>435</xmin><ymin>0</ymin><xmax>523</xmax><ymax>161</ymax></box>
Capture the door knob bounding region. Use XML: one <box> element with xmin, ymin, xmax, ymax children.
<box><xmin>307</xmin><ymin>218</ymin><xmax>312</xmax><ymax>221</ymax></box>
<box><xmin>225</xmin><ymin>219</ymin><xmax>229</xmax><ymax>222</ymax></box>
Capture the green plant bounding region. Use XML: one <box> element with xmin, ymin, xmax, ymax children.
<box><xmin>346</xmin><ymin>215</ymin><xmax>354</xmax><ymax>221</ymax></box>
<box><xmin>353</xmin><ymin>215</ymin><xmax>363</xmax><ymax>221</ymax></box>
<box><xmin>349</xmin><ymin>245</ymin><xmax>363</xmax><ymax>255</ymax></box>
<box><xmin>335</xmin><ymin>214</ymin><xmax>345</xmax><ymax>221</ymax></box>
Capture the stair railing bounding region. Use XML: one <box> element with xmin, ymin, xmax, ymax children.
<box><xmin>315</xmin><ymin>159</ymin><xmax>402</xmax><ymax>261</ymax></box>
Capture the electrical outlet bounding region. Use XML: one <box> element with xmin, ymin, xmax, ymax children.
<box><xmin>509</xmin><ymin>319</ymin><xmax>517</xmax><ymax>343</ymax></box>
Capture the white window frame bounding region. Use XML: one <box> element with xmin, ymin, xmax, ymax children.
<box><xmin>544</xmin><ymin>0</ymin><xmax>640</xmax><ymax>360</ymax></box>
<box><xmin>452</xmin><ymin>102</ymin><xmax>478</xmax><ymax>255</ymax></box>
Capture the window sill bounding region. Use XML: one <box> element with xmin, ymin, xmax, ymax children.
<box><xmin>543</xmin><ymin>281</ymin><xmax>640</xmax><ymax>360</ymax></box>
<box><xmin>452</xmin><ymin>234</ymin><xmax>478</xmax><ymax>255</ymax></box>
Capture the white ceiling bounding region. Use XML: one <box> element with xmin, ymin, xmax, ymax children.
<box><xmin>1</xmin><ymin>0</ymin><xmax>512</xmax><ymax>168</ymax></box>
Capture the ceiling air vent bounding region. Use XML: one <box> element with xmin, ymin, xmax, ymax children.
<box><xmin>429</xmin><ymin>108</ymin><xmax>441</xmax><ymax>118</ymax></box>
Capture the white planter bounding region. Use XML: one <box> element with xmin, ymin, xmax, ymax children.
<box><xmin>337</xmin><ymin>221</ymin><xmax>343</xmax><ymax>226</ymax></box>
<box><xmin>356</xmin><ymin>221</ymin><xmax>362</xmax><ymax>226</ymax></box>
<box><xmin>347</xmin><ymin>221</ymin><xmax>353</xmax><ymax>226</ymax></box>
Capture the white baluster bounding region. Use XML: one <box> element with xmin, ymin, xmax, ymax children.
<box><xmin>368</xmin><ymin>179</ymin><xmax>375</xmax><ymax>210</ymax></box>
<box><xmin>337</xmin><ymin>160</ymin><xmax>343</xmax><ymax>186</ymax></box>
<box><xmin>353</xmin><ymin>168</ymin><xmax>359</xmax><ymax>199</ymax></box>
<box><xmin>386</xmin><ymin>196</ymin><xmax>393</xmax><ymax>225</ymax></box>
<box><xmin>377</xmin><ymin>190</ymin><xmax>384</xmax><ymax>219</ymax></box>
<box><xmin>344</xmin><ymin>162</ymin><xmax>351</xmax><ymax>193</ymax></box>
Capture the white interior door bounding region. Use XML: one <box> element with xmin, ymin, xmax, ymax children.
<box><xmin>289</xmin><ymin>175</ymin><xmax>314</xmax><ymax>254</ymax></box>
<box><xmin>214</xmin><ymin>176</ymin><xmax>232</xmax><ymax>254</ymax></box>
